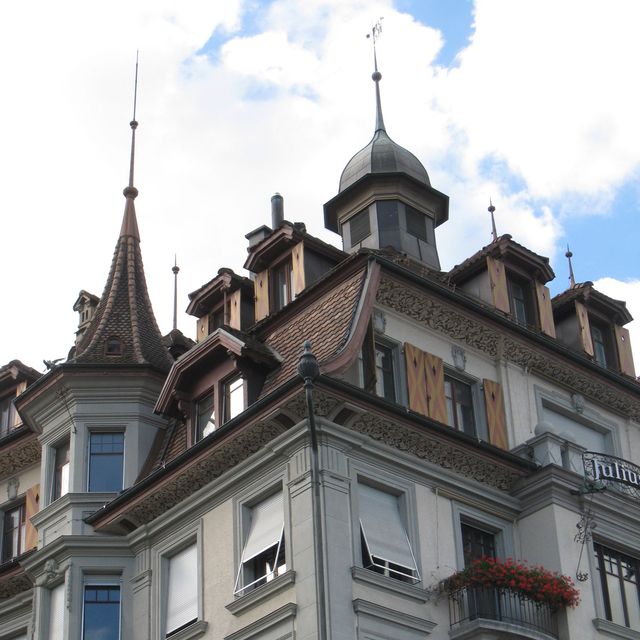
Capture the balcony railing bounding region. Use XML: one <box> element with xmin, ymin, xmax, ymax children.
<box><xmin>449</xmin><ymin>585</ymin><xmax>558</xmax><ymax>638</ymax></box>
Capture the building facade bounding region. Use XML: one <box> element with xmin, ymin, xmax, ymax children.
<box><xmin>1</xmin><ymin>67</ymin><xmax>639</xmax><ymax>640</ymax></box>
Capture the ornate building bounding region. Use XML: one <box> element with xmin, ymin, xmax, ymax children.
<box><xmin>1</xmin><ymin>52</ymin><xmax>639</xmax><ymax>640</ymax></box>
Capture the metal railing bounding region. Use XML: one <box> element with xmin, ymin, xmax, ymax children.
<box><xmin>449</xmin><ymin>585</ymin><xmax>558</xmax><ymax>638</ymax></box>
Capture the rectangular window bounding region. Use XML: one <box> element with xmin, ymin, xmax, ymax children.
<box><xmin>358</xmin><ymin>483</ymin><xmax>419</xmax><ymax>583</ymax></box>
<box><xmin>195</xmin><ymin>391</ymin><xmax>215</xmax><ymax>441</ymax></box>
<box><xmin>374</xmin><ymin>343</ymin><xmax>396</xmax><ymax>403</ymax></box>
<box><xmin>166</xmin><ymin>544</ymin><xmax>198</xmax><ymax>637</ymax></box>
<box><xmin>208</xmin><ymin>307</ymin><xmax>224</xmax><ymax>334</ymax></box>
<box><xmin>234</xmin><ymin>492</ymin><xmax>285</xmax><ymax>596</ymax></box>
<box><xmin>52</xmin><ymin>439</ymin><xmax>70</xmax><ymax>502</ymax></box>
<box><xmin>224</xmin><ymin>377</ymin><xmax>245</xmax><ymax>423</ymax></box>
<box><xmin>88</xmin><ymin>433</ymin><xmax>124</xmax><ymax>492</ymax></box>
<box><xmin>270</xmin><ymin>259</ymin><xmax>294</xmax><ymax>313</ymax></box>
<box><xmin>405</xmin><ymin>206</ymin><xmax>427</xmax><ymax>242</ymax></box>
<box><xmin>595</xmin><ymin>544</ymin><xmax>640</xmax><ymax>629</ymax></box>
<box><xmin>0</xmin><ymin>394</ymin><xmax>14</xmax><ymax>438</ymax></box>
<box><xmin>82</xmin><ymin>585</ymin><xmax>120</xmax><ymax>640</ymax></box>
<box><xmin>349</xmin><ymin>209</ymin><xmax>371</xmax><ymax>246</ymax></box>
<box><xmin>508</xmin><ymin>277</ymin><xmax>535</xmax><ymax>327</ymax></box>
<box><xmin>445</xmin><ymin>376</ymin><xmax>476</xmax><ymax>437</ymax></box>
<box><xmin>461</xmin><ymin>523</ymin><xmax>496</xmax><ymax>566</ymax></box>
<box><xmin>2</xmin><ymin>502</ymin><xmax>26</xmax><ymax>561</ymax></box>
<box><xmin>47</xmin><ymin>583</ymin><xmax>65</xmax><ymax>640</ymax></box>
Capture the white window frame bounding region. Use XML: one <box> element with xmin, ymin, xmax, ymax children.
<box><xmin>81</xmin><ymin>577</ymin><xmax>122</xmax><ymax>640</ymax></box>
<box><xmin>443</xmin><ymin>368</ymin><xmax>487</xmax><ymax>441</ymax></box>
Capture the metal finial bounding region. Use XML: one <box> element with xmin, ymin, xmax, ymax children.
<box><xmin>125</xmin><ymin>51</ymin><xmax>140</xmax><ymax>199</ymax></box>
<box><xmin>566</xmin><ymin>244</ymin><xmax>576</xmax><ymax>288</ymax></box>
<box><xmin>172</xmin><ymin>254</ymin><xmax>180</xmax><ymax>331</ymax></box>
<box><xmin>366</xmin><ymin>18</ymin><xmax>385</xmax><ymax>132</ymax></box>
<box><xmin>298</xmin><ymin>340</ymin><xmax>320</xmax><ymax>383</ymax></box>
<box><xmin>488</xmin><ymin>198</ymin><xmax>498</xmax><ymax>242</ymax></box>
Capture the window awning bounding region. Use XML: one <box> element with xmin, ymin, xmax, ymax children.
<box><xmin>241</xmin><ymin>492</ymin><xmax>284</xmax><ymax>562</ymax></box>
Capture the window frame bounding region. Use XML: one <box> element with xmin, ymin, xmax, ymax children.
<box><xmin>0</xmin><ymin>392</ymin><xmax>15</xmax><ymax>438</ymax></box>
<box><xmin>506</xmin><ymin>273</ymin><xmax>537</xmax><ymax>328</ymax></box>
<box><xmin>269</xmin><ymin>256</ymin><xmax>294</xmax><ymax>313</ymax></box>
<box><xmin>444</xmin><ymin>369</ymin><xmax>487</xmax><ymax>441</ymax></box>
<box><xmin>589</xmin><ymin>317</ymin><xmax>618</xmax><ymax>370</ymax></box>
<box><xmin>81</xmin><ymin>579</ymin><xmax>122</xmax><ymax>640</ymax></box>
<box><xmin>87</xmin><ymin>431</ymin><xmax>125</xmax><ymax>493</ymax></box>
<box><xmin>223</xmin><ymin>375</ymin><xmax>246</xmax><ymax>424</ymax></box>
<box><xmin>51</xmin><ymin>438</ymin><xmax>71</xmax><ymax>503</ymax></box>
<box><xmin>1</xmin><ymin>499</ymin><xmax>26</xmax><ymax>562</ymax></box>
<box><xmin>45</xmin><ymin>581</ymin><xmax>66</xmax><ymax>640</ymax></box>
<box><xmin>194</xmin><ymin>389</ymin><xmax>216</xmax><ymax>443</ymax></box>
<box><xmin>347</xmin><ymin>208</ymin><xmax>372</xmax><ymax>247</ymax></box>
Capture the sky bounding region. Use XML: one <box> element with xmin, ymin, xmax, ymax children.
<box><xmin>1</xmin><ymin>0</ymin><xmax>639</xmax><ymax>372</ymax></box>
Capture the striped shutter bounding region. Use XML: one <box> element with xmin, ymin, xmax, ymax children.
<box><xmin>404</xmin><ymin>343</ymin><xmax>428</xmax><ymax>417</ymax></box>
<box><xmin>483</xmin><ymin>379</ymin><xmax>508</xmax><ymax>449</ymax></box>
<box><xmin>228</xmin><ymin>289</ymin><xmax>242</xmax><ymax>330</ymax></box>
<box><xmin>254</xmin><ymin>270</ymin><xmax>269</xmax><ymax>321</ymax></box>
<box><xmin>575</xmin><ymin>301</ymin><xmax>594</xmax><ymax>356</ymax></box>
<box><xmin>25</xmin><ymin>484</ymin><xmax>40</xmax><ymax>550</ymax></box>
<box><xmin>486</xmin><ymin>256</ymin><xmax>510</xmax><ymax>314</ymax></box>
<box><xmin>424</xmin><ymin>353</ymin><xmax>448</xmax><ymax>423</ymax></box>
<box><xmin>615</xmin><ymin>325</ymin><xmax>636</xmax><ymax>377</ymax></box>
<box><xmin>291</xmin><ymin>243</ymin><xmax>306</xmax><ymax>297</ymax></box>
<box><xmin>535</xmin><ymin>282</ymin><xmax>556</xmax><ymax>337</ymax></box>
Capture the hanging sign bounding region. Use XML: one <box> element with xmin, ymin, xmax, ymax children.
<box><xmin>583</xmin><ymin>451</ymin><xmax>640</xmax><ymax>499</ymax></box>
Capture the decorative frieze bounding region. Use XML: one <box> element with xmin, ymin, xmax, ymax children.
<box><xmin>0</xmin><ymin>438</ymin><xmax>40</xmax><ymax>480</ymax></box>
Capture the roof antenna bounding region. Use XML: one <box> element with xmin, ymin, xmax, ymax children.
<box><xmin>366</xmin><ymin>18</ymin><xmax>385</xmax><ymax>132</ymax></box>
<box><xmin>566</xmin><ymin>245</ymin><xmax>576</xmax><ymax>288</ymax></box>
<box><xmin>488</xmin><ymin>198</ymin><xmax>498</xmax><ymax>242</ymax></box>
<box><xmin>172</xmin><ymin>255</ymin><xmax>180</xmax><ymax>331</ymax></box>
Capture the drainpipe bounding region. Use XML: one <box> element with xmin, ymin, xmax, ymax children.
<box><xmin>298</xmin><ymin>341</ymin><xmax>328</xmax><ymax>640</ymax></box>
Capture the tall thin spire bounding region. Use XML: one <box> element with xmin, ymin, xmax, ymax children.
<box><xmin>121</xmin><ymin>51</ymin><xmax>140</xmax><ymax>240</ymax></box>
<box><xmin>488</xmin><ymin>199</ymin><xmax>498</xmax><ymax>242</ymax></box>
<box><xmin>566</xmin><ymin>245</ymin><xmax>576</xmax><ymax>288</ymax></box>
<box><xmin>367</xmin><ymin>19</ymin><xmax>385</xmax><ymax>132</ymax></box>
<box><xmin>172</xmin><ymin>256</ymin><xmax>180</xmax><ymax>331</ymax></box>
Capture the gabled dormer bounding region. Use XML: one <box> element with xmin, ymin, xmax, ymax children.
<box><xmin>72</xmin><ymin>290</ymin><xmax>100</xmax><ymax>345</ymax></box>
<box><xmin>0</xmin><ymin>360</ymin><xmax>40</xmax><ymax>439</ymax></box>
<box><xmin>552</xmin><ymin>282</ymin><xmax>635</xmax><ymax>376</ymax></box>
<box><xmin>155</xmin><ymin>328</ymin><xmax>280</xmax><ymax>446</ymax></box>
<box><xmin>187</xmin><ymin>268</ymin><xmax>255</xmax><ymax>343</ymax></box>
<box><xmin>244</xmin><ymin>200</ymin><xmax>345</xmax><ymax>323</ymax></box>
<box><xmin>448</xmin><ymin>234</ymin><xmax>556</xmax><ymax>336</ymax></box>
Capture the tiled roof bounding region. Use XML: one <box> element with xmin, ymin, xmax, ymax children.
<box><xmin>260</xmin><ymin>266</ymin><xmax>367</xmax><ymax>397</ymax></box>
<box><xmin>73</xmin><ymin>196</ymin><xmax>173</xmax><ymax>372</ymax></box>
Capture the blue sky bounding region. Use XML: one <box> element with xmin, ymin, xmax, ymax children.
<box><xmin>0</xmin><ymin>0</ymin><xmax>639</xmax><ymax>367</ymax></box>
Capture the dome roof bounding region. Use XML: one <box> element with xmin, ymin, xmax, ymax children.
<box><xmin>339</xmin><ymin>128</ymin><xmax>431</xmax><ymax>192</ymax></box>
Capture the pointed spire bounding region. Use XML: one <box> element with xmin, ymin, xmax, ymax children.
<box><xmin>367</xmin><ymin>19</ymin><xmax>386</xmax><ymax>132</ymax></box>
<box><xmin>121</xmin><ymin>51</ymin><xmax>140</xmax><ymax>240</ymax></box>
<box><xmin>488</xmin><ymin>199</ymin><xmax>498</xmax><ymax>242</ymax></box>
<box><xmin>172</xmin><ymin>256</ymin><xmax>180</xmax><ymax>331</ymax></box>
<box><xmin>566</xmin><ymin>245</ymin><xmax>576</xmax><ymax>288</ymax></box>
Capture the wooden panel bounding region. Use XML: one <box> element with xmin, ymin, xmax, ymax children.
<box><xmin>196</xmin><ymin>316</ymin><xmax>208</xmax><ymax>343</ymax></box>
<box><xmin>254</xmin><ymin>270</ymin><xmax>269</xmax><ymax>322</ymax></box>
<box><xmin>228</xmin><ymin>289</ymin><xmax>242</xmax><ymax>330</ymax></box>
<box><xmin>575</xmin><ymin>301</ymin><xmax>594</xmax><ymax>356</ymax></box>
<box><xmin>535</xmin><ymin>282</ymin><xmax>556</xmax><ymax>338</ymax></box>
<box><xmin>424</xmin><ymin>352</ymin><xmax>448</xmax><ymax>423</ymax></box>
<box><xmin>404</xmin><ymin>343</ymin><xmax>428</xmax><ymax>417</ymax></box>
<box><xmin>487</xmin><ymin>256</ymin><xmax>510</xmax><ymax>314</ymax></box>
<box><xmin>12</xmin><ymin>381</ymin><xmax>27</xmax><ymax>428</ymax></box>
<box><xmin>292</xmin><ymin>243</ymin><xmax>305</xmax><ymax>298</ymax></box>
<box><xmin>615</xmin><ymin>325</ymin><xmax>636</xmax><ymax>377</ymax></box>
<box><xmin>483</xmin><ymin>379</ymin><xmax>508</xmax><ymax>449</ymax></box>
<box><xmin>25</xmin><ymin>484</ymin><xmax>40</xmax><ymax>551</ymax></box>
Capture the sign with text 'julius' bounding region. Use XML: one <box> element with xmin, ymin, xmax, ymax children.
<box><xmin>583</xmin><ymin>451</ymin><xmax>640</xmax><ymax>499</ymax></box>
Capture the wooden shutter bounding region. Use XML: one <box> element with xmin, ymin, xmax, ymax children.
<box><xmin>228</xmin><ymin>289</ymin><xmax>242</xmax><ymax>330</ymax></box>
<box><xmin>254</xmin><ymin>270</ymin><xmax>269</xmax><ymax>322</ymax></box>
<box><xmin>575</xmin><ymin>301</ymin><xmax>594</xmax><ymax>356</ymax></box>
<box><xmin>483</xmin><ymin>379</ymin><xmax>508</xmax><ymax>449</ymax></box>
<box><xmin>196</xmin><ymin>316</ymin><xmax>208</xmax><ymax>343</ymax></box>
<box><xmin>25</xmin><ymin>484</ymin><xmax>40</xmax><ymax>551</ymax></box>
<box><xmin>487</xmin><ymin>256</ymin><xmax>510</xmax><ymax>314</ymax></box>
<box><xmin>12</xmin><ymin>381</ymin><xmax>27</xmax><ymax>428</ymax></box>
<box><xmin>291</xmin><ymin>243</ymin><xmax>305</xmax><ymax>298</ymax></box>
<box><xmin>424</xmin><ymin>353</ymin><xmax>448</xmax><ymax>423</ymax></box>
<box><xmin>404</xmin><ymin>343</ymin><xmax>428</xmax><ymax>417</ymax></box>
<box><xmin>535</xmin><ymin>282</ymin><xmax>556</xmax><ymax>337</ymax></box>
<box><xmin>615</xmin><ymin>325</ymin><xmax>636</xmax><ymax>377</ymax></box>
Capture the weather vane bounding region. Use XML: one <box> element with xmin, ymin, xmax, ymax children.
<box><xmin>367</xmin><ymin>18</ymin><xmax>384</xmax><ymax>45</ymax></box>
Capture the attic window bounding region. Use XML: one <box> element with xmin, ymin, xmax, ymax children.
<box><xmin>405</xmin><ymin>206</ymin><xmax>427</xmax><ymax>242</ymax></box>
<box><xmin>349</xmin><ymin>210</ymin><xmax>371</xmax><ymax>246</ymax></box>
<box><xmin>105</xmin><ymin>337</ymin><xmax>123</xmax><ymax>356</ymax></box>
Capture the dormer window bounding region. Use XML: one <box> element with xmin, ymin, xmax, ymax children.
<box><xmin>0</xmin><ymin>393</ymin><xmax>14</xmax><ymax>438</ymax></box>
<box><xmin>270</xmin><ymin>258</ymin><xmax>294</xmax><ymax>313</ymax></box>
<box><xmin>507</xmin><ymin>276</ymin><xmax>536</xmax><ymax>327</ymax></box>
<box><xmin>105</xmin><ymin>336</ymin><xmax>122</xmax><ymax>356</ymax></box>
<box><xmin>224</xmin><ymin>376</ymin><xmax>245</xmax><ymax>423</ymax></box>
<box><xmin>195</xmin><ymin>391</ymin><xmax>216</xmax><ymax>441</ymax></box>
<box><xmin>590</xmin><ymin>320</ymin><xmax>617</xmax><ymax>369</ymax></box>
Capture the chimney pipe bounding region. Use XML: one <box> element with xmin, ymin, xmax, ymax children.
<box><xmin>271</xmin><ymin>192</ymin><xmax>284</xmax><ymax>229</ymax></box>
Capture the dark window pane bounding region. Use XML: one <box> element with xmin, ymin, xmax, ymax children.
<box><xmin>461</xmin><ymin>523</ymin><xmax>496</xmax><ymax>566</ymax></box>
<box><xmin>196</xmin><ymin>392</ymin><xmax>215</xmax><ymax>440</ymax></box>
<box><xmin>444</xmin><ymin>377</ymin><xmax>476</xmax><ymax>436</ymax></box>
<box><xmin>349</xmin><ymin>210</ymin><xmax>371</xmax><ymax>245</ymax></box>
<box><xmin>374</xmin><ymin>344</ymin><xmax>396</xmax><ymax>402</ymax></box>
<box><xmin>88</xmin><ymin>433</ymin><xmax>124</xmax><ymax>492</ymax></box>
<box><xmin>376</xmin><ymin>201</ymin><xmax>398</xmax><ymax>230</ymax></box>
<box><xmin>83</xmin><ymin>585</ymin><xmax>120</xmax><ymax>640</ymax></box>
<box><xmin>405</xmin><ymin>206</ymin><xmax>427</xmax><ymax>242</ymax></box>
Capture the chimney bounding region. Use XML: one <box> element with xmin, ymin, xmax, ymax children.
<box><xmin>271</xmin><ymin>192</ymin><xmax>284</xmax><ymax>229</ymax></box>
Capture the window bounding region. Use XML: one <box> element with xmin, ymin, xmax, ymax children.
<box><xmin>82</xmin><ymin>585</ymin><xmax>120</xmax><ymax>640</ymax></box>
<box><xmin>105</xmin><ymin>337</ymin><xmax>123</xmax><ymax>356</ymax></box>
<box><xmin>165</xmin><ymin>544</ymin><xmax>198</xmax><ymax>637</ymax></box>
<box><xmin>591</xmin><ymin>322</ymin><xmax>616</xmax><ymax>369</ymax></box>
<box><xmin>508</xmin><ymin>277</ymin><xmax>535</xmax><ymax>327</ymax></box>
<box><xmin>405</xmin><ymin>206</ymin><xmax>427</xmax><ymax>242</ymax></box>
<box><xmin>445</xmin><ymin>376</ymin><xmax>476</xmax><ymax>437</ymax></box>
<box><xmin>374</xmin><ymin>343</ymin><xmax>396</xmax><ymax>402</ymax></box>
<box><xmin>234</xmin><ymin>492</ymin><xmax>285</xmax><ymax>596</ymax></box>
<box><xmin>47</xmin><ymin>583</ymin><xmax>65</xmax><ymax>640</ymax></box>
<box><xmin>195</xmin><ymin>391</ymin><xmax>215</xmax><ymax>441</ymax></box>
<box><xmin>0</xmin><ymin>394</ymin><xmax>14</xmax><ymax>438</ymax></box>
<box><xmin>224</xmin><ymin>377</ymin><xmax>245</xmax><ymax>423</ymax></box>
<box><xmin>2</xmin><ymin>502</ymin><xmax>25</xmax><ymax>561</ymax></box>
<box><xmin>270</xmin><ymin>259</ymin><xmax>294</xmax><ymax>313</ymax></box>
<box><xmin>461</xmin><ymin>523</ymin><xmax>496</xmax><ymax>566</ymax></box>
<box><xmin>349</xmin><ymin>209</ymin><xmax>371</xmax><ymax>246</ymax></box>
<box><xmin>358</xmin><ymin>483</ymin><xmax>419</xmax><ymax>583</ymax></box>
<box><xmin>52</xmin><ymin>439</ymin><xmax>70</xmax><ymax>502</ymax></box>
<box><xmin>594</xmin><ymin>544</ymin><xmax>640</xmax><ymax>629</ymax></box>
<box><xmin>208</xmin><ymin>306</ymin><xmax>224</xmax><ymax>334</ymax></box>
<box><xmin>88</xmin><ymin>432</ymin><xmax>124</xmax><ymax>492</ymax></box>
